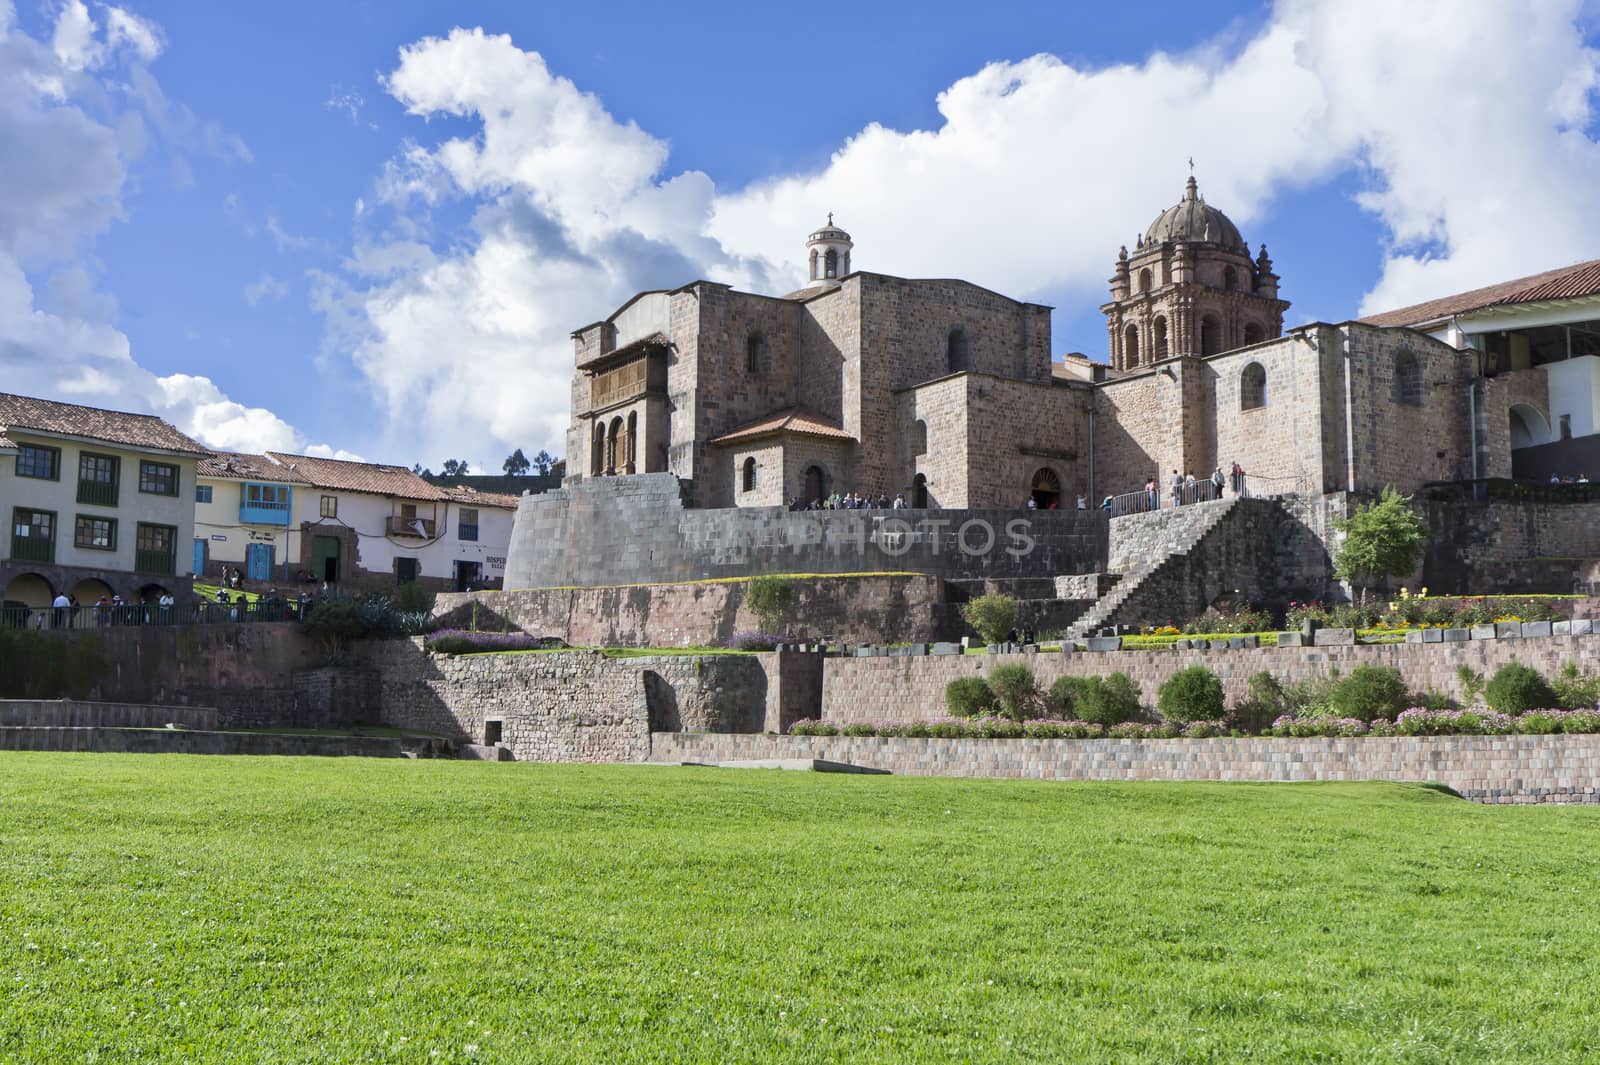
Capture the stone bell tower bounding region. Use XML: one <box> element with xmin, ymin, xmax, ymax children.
<box><xmin>804</xmin><ymin>214</ymin><xmax>853</xmax><ymax>289</ymax></box>
<box><xmin>1102</xmin><ymin>177</ymin><xmax>1288</xmax><ymax>372</ymax></box>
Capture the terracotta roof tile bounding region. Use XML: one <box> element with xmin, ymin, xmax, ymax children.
<box><xmin>265</xmin><ymin>452</ymin><xmax>446</xmax><ymax>499</ymax></box>
<box><xmin>0</xmin><ymin>392</ymin><xmax>208</xmax><ymax>455</ymax></box>
<box><xmin>710</xmin><ymin>408</ymin><xmax>854</xmax><ymax>446</ymax></box>
<box><xmin>442</xmin><ymin>485</ymin><xmax>519</xmax><ymax>509</ymax></box>
<box><xmin>197</xmin><ymin>452</ymin><xmax>311</xmax><ymax>483</ymax></box>
<box><xmin>0</xmin><ymin>433</ymin><xmax>13</xmax><ymax>451</ymax></box>
<box><xmin>1362</xmin><ymin>257</ymin><xmax>1600</xmax><ymax>328</ymax></box>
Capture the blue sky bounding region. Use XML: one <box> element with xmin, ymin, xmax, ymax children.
<box><xmin>2</xmin><ymin>1</ymin><xmax>1598</xmax><ymax>469</ymax></box>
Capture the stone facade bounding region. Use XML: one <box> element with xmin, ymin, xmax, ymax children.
<box><xmin>649</xmin><ymin>732</ymin><xmax>1600</xmax><ymax>804</ymax></box>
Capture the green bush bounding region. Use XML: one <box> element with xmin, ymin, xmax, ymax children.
<box><xmin>1231</xmin><ymin>671</ymin><xmax>1288</xmax><ymax>733</ymax></box>
<box><xmin>1048</xmin><ymin>675</ymin><xmax>1095</xmax><ymax>718</ymax></box>
<box><xmin>391</xmin><ymin>581</ymin><xmax>436</xmax><ymax>615</ymax></box>
<box><xmin>745</xmin><ymin>576</ymin><xmax>795</xmax><ymax>632</ymax></box>
<box><xmin>1485</xmin><ymin>662</ymin><xmax>1555</xmax><ymax>715</ymax></box>
<box><xmin>945</xmin><ymin>676</ymin><xmax>997</xmax><ymax>719</ymax></box>
<box><xmin>1327</xmin><ymin>665</ymin><xmax>1411</xmax><ymax>722</ymax></box>
<box><xmin>1157</xmin><ymin>665</ymin><xmax>1225</xmax><ymax>725</ymax></box>
<box><xmin>1550</xmin><ymin>661</ymin><xmax>1600</xmax><ymax>710</ymax></box>
<box><xmin>986</xmin><ymin>664</ymin><xmax>1040</xmax><ymax>721</ymax></box>
<box><xmin>1074</xmin><ymin>672</ymin><xmax>1144</xmax><ymax>727</ymax></box>
<box><xmin>1456</xmin><ymin>665</ymin><xmax>1486</xmax><ymax>704</ymax></box>
<box><xmin>962</xmin><ymin>594</ymin><xmax>1018</xmax><ymax>646</ymax></box>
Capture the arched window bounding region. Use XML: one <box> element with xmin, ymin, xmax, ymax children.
<box><xmin>741</xmin><ymin>457</ymin><xmax>756</xmax><ymax>493</ymax></box>
<box><xmin>947</xmin><ymin>327</ymin><xmax>969</xmax><ymax>373</ymax></box>
<box><xmin>1124</xmin><ymin>324</ymin><xmax>1140</xmax><ymax>366</ymax></box>
<box><xmin>1393</xmin><ymin>350</ymin><xmax>1423</xmax><ymax>406</ymax></box>
<box><xmin>1223</xmin><ymin>265</ymin><xmax>1238</xmax><ymax>291</ymax></box>
<box><xmin>590</xmin><ymin>422</ymin><xmax>605</xmax><ymax>476</ymax></box>
<box><xmin>606</xmin><ymin>417</ymin><xmax>623</xmax><ymax>474</ymax></box>
<box><xmin>1201</xmin><ymin>315</ymin><xmax>1221</xmax><ymax>357</ymax></box>
<box><xmin>1029</xmin><ymin>468</ymin><xmax>1062</xmax><ymax>509</ymax></box>
<box><xmin>1139</xmin><ymin>268</ymin><xmax>1153</xmax><ymax>293</ymax></box>
<box><xmin>809</xmin><ymin>249</ymin><xmax>818</xmax><ymax>280</ymax></box>
<box><xmin>1241</xmin><ymin>362</ymin><xmax>1267</xmax><ymax>410</ymax></box>
<box><xmin>746</xmin><ymin>333</ymin><xmax>764</xmax><ymax>374</ymax></box>
<box><xmin>824</xmin><ymin>249</ymin><xmax>838</xmax><ymax>278</ymax></box>
<box><xmin>912</xmin><ymin>419</ymin><xmax>928</xmax><ymax>456</ymax></box>
<box><xmin>1153</xmin><ymin>316</ymin><xmax>1169</xmax><ymax>359</ymax></box>
<box><xmin>1243</xmin><ymin>322</ymin><xmax>1263</xmax><ymax>346</ymax></box>
<box><xmin>625</xmin><ymin>412</ymin><xmax>637</xmax><ymax>472</ymax></box>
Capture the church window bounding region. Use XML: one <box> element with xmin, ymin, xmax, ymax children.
<box><xmin>825</xmin><ymin>249</ymin><xmax>838</xmax><ymax>278</ymax></box>
<box><xmin>1139</xmin><ymin>268</ymin><xmax>1153</xmax><ymax>293</ymax></box>
<box><xmin>606</xmin><ymin>417</ymin><xmax>623</xmax><ymax>474</ymax></box>
<box><xmin>1241</xmin><ymin>362</ymin><xmax>1267</xmax><ymax>410</ymax></box>
<box><xmin>1153</xmin><ymin>317</ymin><xmax>1168</xmax><ymax>359</ymax></box>
<box><xmin>1243</xmin><ymin>322</ymin><xmax>1263</xmax><ymax>346</ymax></box>
<box><xmin>809</xmin><ymin>249</ymin><xmax>818</xmax><ymax>281</ymax></box>
<box><xmin>803</xmin><ymin>465</ymin><xmax>827</xmax><ymax>504</ymax></box>
<box><xmin>590</xmin><ymin>423</ymin><xmax>605</xmax><ymax>476</ymax></box>
<box><xmin>912</xmin><ymin>419</ymin><xmax>928</xmax><ymax>457</ymax></box>
<box><xmin>741</xmin><ymin>457</ymin><xmax>757</xmax><ymax>493</ymax></box>
<box><xmin>947</xmin><ymin>327</ymin><xmax>969</xmax><ymax>373</ymax></box>
<box><xmin>625</xmin><ymin>412</ymin><xmax>638</xmax><ymax>472</ymax></box>
<box><xmin>1224</xmin><ymin>265</ymin><xmax>1238</xmax><ymax>291</ymax></box>
<box><xmin>1393</xmin><ymin>350</ymin><xmax>1423</xmax><ymax>406</ymax></box>
<box><xmin>1201</xmin><ymin>315</ymin><xmax>1221</xmax><ymax>357</ymax></box>
<box><xmin>1124</xmin><ymin>324</ymin><xmax>1140</xmax><ymax>366</ymax></box>
<box><xmin>746</xmin><ymin>333</ymin><xmax>764</xmax><ymax>374</ymax></box>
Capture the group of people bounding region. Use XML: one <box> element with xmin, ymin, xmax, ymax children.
<box><xmin>1548</xmin><ymin>473</ymin><xmax>1591</xmax><ymax>484</ymax></box>
<box><xmin>210</xmin><ymin>585</ymin><xmax>315</xmax><ymax>621</ymax></box>
<box><xmin>28</xmin><ymin>590</ymin><xmax>178</xmax><ymax>629</ymax></box>
<box><xmin>788</xmin><ymin>492</ymin><xmax>909</xmax><ymax>511</ymax></box>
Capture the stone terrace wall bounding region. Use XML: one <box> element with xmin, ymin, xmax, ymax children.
<box><xmin>650</xmin><ymin>732</ymin><xmax>1600</xmax><ymax>804</ymax></box>
<box><xmin>0</xmin><ymin>699</ymin><xmax>216</xmax><ymax>730</ymax></box>
<box><xmin>433</xmin><ymin>574</ymin><xmax>945</xmax><ymax>648</ymax></box>
<box><xmin>504</xmin><ymin>472</ymin><xmax>1108</xmax><ymax>588</ymax></box>
<box><xmin>820</xmin><ymin>635</ymin><xmax>1600</xmax><ymax>724</ymax></box>
<box><xmin>1419</xmin><ymin>499</ymin><xmax>1600</xmax><ymax>594</ymax></box>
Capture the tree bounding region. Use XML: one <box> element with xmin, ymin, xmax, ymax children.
<box><xmin>532</xmin><ymin>449</ymin><xmax>555</xmax><ymax>476</ymax></box>
<box><xmin>745</xmin><ymin>576</ymin><xmax>794</xmax><ymax>632</ymax></box>
<box><xmin>412</xmin><ymin>463</ymin><xmax>433</xmax><ymax>477</ymax></box>
<box><xmin>961</xmin><ymin>594</ymin><xmax>1018</xmax><ymax>646</ymax></box>
<box><xmin>441</xmin><ymin>459</ymin><xmax>470</xmax><ymax>476</ymax></box>
<box><xmin>1334</xmin><ymin>487</ymin><xmax>1424</xmax><ymax>599</ymax></box>
<box><xmin>503</xmin><ymin>449</ymin><xmax>531</xmax><ymax>477</ymax></box>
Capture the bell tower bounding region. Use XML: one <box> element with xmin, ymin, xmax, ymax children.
<box><xmin>804</xmin><ymin>213</ymin><xmax>854</xmax><ymax>289</ymax></box>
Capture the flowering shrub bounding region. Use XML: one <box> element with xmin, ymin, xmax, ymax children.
<box><xmin>1395</xmin><ymin>708</ymin><xmax>1515</xmax><ymax>735</ymax></box>
<box><xmin>1183</xmin><ymin>605</ymin><xmax>1275</xmax><ymax>635</ymax></box>
<box><xmin>1180</xmin><ymin>720</ymin><xmax>1231</xmax><ymax>738</ymax></box>
<box><xmin>788</xmin><ymin>719</ymin><xmax>838</xmax><ymax>736</ymax></box>
<box><xmin>424</xmin><ymin>629</ymin><xmax>547</xmax><ymax>655</ymax></box>
<box><xmin>840</xmin><ymin>723</ymin><xmax>877</xmax><ymax>737</ymax></box>
<box><xmin>727</xmin><ymin>630</ymin><xmax>785</xmax><ymax>651</ymax></box>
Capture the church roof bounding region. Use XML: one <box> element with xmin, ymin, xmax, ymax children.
<box><xmin>1144</xmin><ymin>176</ymin><xmax>1245</xmax><ymax>250</ymax></box>
<box><xmin>709</xmin><ymin>408</ymin><xmax>854</xmax><ymax>446</ymax></box>
<box><xmin>1360</xmin><ymin>256</ymin><xmax>1600</xmax><ymax>328</ymax></box>
<box><xmin>576</xmin><ymin>330</ymin><xmax>671</xmax><ymax>371</ymax></box>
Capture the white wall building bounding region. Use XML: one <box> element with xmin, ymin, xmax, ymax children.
<box><xmin>1</xmin><ymin>392</ymin><xmax>205</xmax><ymax>614</ymax></box>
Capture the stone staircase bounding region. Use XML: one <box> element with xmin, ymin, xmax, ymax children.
<box><xmin>1066</xmin><ymin>498</ymin><xmax>1243</xmax><ymax>638</ymax></box>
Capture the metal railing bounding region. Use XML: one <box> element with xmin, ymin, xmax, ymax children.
<box><xmin>135</xmin><ymin>548</ymin><xmax>177</xmax><ymax>576</ymax></box>
<box><xmin>9</xmin><ymin>535</ymin><xmax>54</xmax><ymax>563</ymax></box>
<box><xmin>76</xmin><ymin>479</ymin><xmax>118</xmax><ymax>507</ymax></box>
<box><xmin>1</xmin><ymin>598</ymin><xmax>311</xmax><ymax>631</ymax></box>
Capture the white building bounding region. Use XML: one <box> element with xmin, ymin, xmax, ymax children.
<box><xmin>195</xmin><ymin>451</ymin><xmax>516</xmax><ymax>592</ymax></box>
<box><xmin>1</xmin><ymin>392</ymin><xmax>205</xmax><ymax>617</ymax></box>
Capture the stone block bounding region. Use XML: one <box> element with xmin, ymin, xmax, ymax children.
<box><xmin>1553</xmin><ymin>621</ymin><xmax>1571</xmax><ymax>636</ymax></box>
<box><xmin>907</xmin><ymin>643</ymin><xmax>927</xmax><ymax>656</ymax></box>
<box><xmin>1231</xmin><ymin>636</ymin><xmax>1258</xmax><ymax>649</ymax></box>
<box><xmin>1277</xmin><ymin>632</ymin><xmax>1303</xmax><ymax>648</ymax></box>
<box><xmin>1421</xmin><ymin>628</ymin><xmax>1443</xmax><ymax>644</ymax></box>
<box><xmin>1442</xmin><ymin>628</ymin><xmax>1469</xmax><ymax>642</ymax></box>
<box><xmin>1404</xmin><ymin>630</ymin><xmax>1425</xmax><ymax>644</ymax></box>
<box><xmin>1470</xmin><ymin>625</ymin><xmax>1497</xmax><ymax>640</ymax></box>
<box><xmin>1210</xmin><ymin>639</ymin><xmax>1230</xmax><ymax>651</ymax></box>
<box><xmin>986</xmin><ymin>644</ymin><xmax>1001</xmax><ymax>655</ymax></box>
<box><xmin>1313</xmin><ymin>628</ymin><xmax>1355</xmax><ymax>646</ymax></box>
<box><xmin>1572</xmin><ymin>619</ymin><xmax>1593</xmax><ymax>636</ymax></box>
<box><xmin>1495</xmin><ymin>622</ymin><xmax>1521</xmax><ymax>639</ymax></box>
<box><xmin>1521</xmin><ymin>621</ymin><xmax>1552</xmax><ymax>638</ymax></box>
<box><xmin>931</xmin><ymin>642</ymin><xmax>961</xmax><ymax>655</ymax></box>
<box><xmin>1085</xmin><ymin>636</ymin><xmax>1122</xmax><ymax>652</ymax></box>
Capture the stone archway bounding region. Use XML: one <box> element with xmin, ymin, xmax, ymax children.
<box><xmin>1509</xmin><ymin>404</ymin><xmax>1551</xmax><ymax>450</ymax></box>
<box><xmin>803</xmin><ymin>465</ymin><xmax>827</xmax><ymax>505</ymax></box>
<box><xmin>1030</xmin><ymin>468</ymin><xmax>1062</xmax><ymax>509</ymax></box>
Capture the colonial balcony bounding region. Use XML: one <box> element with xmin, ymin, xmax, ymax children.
<box><xmin>9</xmin><ymin>534</ymin><xmax>54</xmax><ymax>563</ymax></box>
<box><xmin>77</xmin><ymin>478</ymin><xmax>118</xmax><ymax>507</ymax></box>
<box><xmin>238</xmin><ymin>499</ymin><xmax>292</xmax><ymax>526</ymax></box>
<box><xmin>135</xmin><ymin>548</ymin><xmax>176</xmax><ymax>576</ymax></box>
<box><xmin>386</xmin><ymin>516</ymin><xmax>436</xmax><ymax>538</ymax></box>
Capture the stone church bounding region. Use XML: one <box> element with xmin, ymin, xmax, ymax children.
<box><xmin>565</xmin><ymin>179</ymin><xmax>1565</xmax><ymax>515</ymax></box>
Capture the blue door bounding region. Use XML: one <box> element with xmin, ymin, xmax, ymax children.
<box><xmin>193</xmin><ymin>539</ymin><xmax>206</xmax><ymax>578</ymax></box>
<box><xmin>245</xmin><ymin>543</ymin><xmax>273</xmax><ymax>583</ymax></box>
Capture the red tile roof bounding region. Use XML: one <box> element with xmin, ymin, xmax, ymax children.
<box><xmin>709</xmin><ymin>408</ymin><xmax>854</xmax><ymax>445</ymax></box>
<box><xmin>0</xmin><ymin>392</ymin><xmax>208</xmax><ymax>455</ymax></box>
<box><xmin>575</xmin><ymin>331</ymin><xmax>671</xmax><ymax>370</ymax></box>
<box><xmin>1362</xmin><ymin>257</ymin><xmax>1600</xmax><ymax>328</ymax></box>
<box><xmin>442</xmin><ymin>485</ymin><xmax>519</xmax><ymax>509</ymax></box>
<box><xmin>265</xmin><ymin>452</ymin><xmax>447</xmax><ymax>500</ymax></box>
<box><xmin>198</xmin><ymin>452</ymin><xmax>311</xmax><ymax>483</ymax></box>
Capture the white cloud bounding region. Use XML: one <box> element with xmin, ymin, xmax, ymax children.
<box><xmin>244</xmin><ymin>272</ymin><xmax>289</xmax><ymax>305</ymax></box>
<box><xmin>326</xmin><ymin>5</ymin><xmax>1599</xmax><ymax>467</ymax></box>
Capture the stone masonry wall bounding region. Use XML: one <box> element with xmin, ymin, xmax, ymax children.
<box><xmin>649</xmin><ymin>732</ymin><xmax>1600</xmax><ymax>804</ymax></box>
<box><xmin>0</xmin><ymin>700</ymin><xmax>216</xmax><ymax>730</ymax></box>
<box><xmin>1419</xmin><ymin>499</ymin><xmax>1600</xmax><ymax>594</ymax></box>
<box><xmin>819</xmin><ymin>635</ymin><xmax>1600</xmax><ymax>724</ymax></box>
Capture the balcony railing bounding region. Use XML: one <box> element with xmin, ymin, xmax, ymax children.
<box><xmin>77</xmin><ymin>479</ymin><xmax>118</xmax><ymax>507</ymax></box>
<box><xmin>10</xmin><ymin>534</ymin><xmax>54</xmax><ymax>563</ymax></box>
<box><xmin>239</xmin><ymin>500</ymin><xmax>292</xmax><ymax>525</ymax></box>
<box><xmin>135</xmin><ymin>548</ymin><xmax>177</xmax><ymax>576</ymax></box>
<box><xmin>386</xmin><ymin>516</ymin><xmax>436</xmax><ymax>538</ymax></box>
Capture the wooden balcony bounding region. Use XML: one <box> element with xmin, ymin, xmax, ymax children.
<box><xmin>386</xmin><ymin>516</ymin><xmax>436</xmax><ymax>538</ymax></box>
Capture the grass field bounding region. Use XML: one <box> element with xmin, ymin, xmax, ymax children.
<box><xmin>3</xmin><ymin>757</ymin><xmax>1599</xmax><ymax>1063</ymax></box>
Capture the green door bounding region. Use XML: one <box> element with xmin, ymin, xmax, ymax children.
<box><xmin>312</xmin><ymin>535</ymin><xmax>340</xmax><ymax>584</ymax></box>
<box><xmin>395</xmin><ymin>558</ymin><xmax>419</xmax><ymax>585</ymax></box>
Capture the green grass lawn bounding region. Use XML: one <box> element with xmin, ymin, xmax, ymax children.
<box><xmin>2</xmin><ymin>757</ymin><xmax>1599</xmax><ymax>1063</ymax></box>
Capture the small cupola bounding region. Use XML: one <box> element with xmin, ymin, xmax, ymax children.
<box><xmin>805</xmin><ymin>213</ymin><xmax>854</xmax><ymax>288</ymax></box>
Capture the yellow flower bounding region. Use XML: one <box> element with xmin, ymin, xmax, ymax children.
<box><xmin>1420</xmin><ymin>587</ymin><xmax>1428</xmax><ymax>598</ymax></box>
<box><xmin>1400</xmin><ymin>587</ymin><xmax>1410</xmax><ymax>599</ymax></box>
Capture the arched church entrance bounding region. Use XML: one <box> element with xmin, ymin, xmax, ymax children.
<box><xmin>912</xmin><ymin>473</ymin><xmax>929</xmax><ymax>509</ymax></box>
<box><xmin>803</xmin><ymin>465</ymin><xmax>828</xmax><ymax>505</ymax></box>
<box><xmin>1029</xmin><ymin>468</ymin><xmax>1062</xmax><ymax>509</ymax></box>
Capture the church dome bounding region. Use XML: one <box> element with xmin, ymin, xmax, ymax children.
<box><xmin>1144</xmin><ymin>176</ymin><xmax>1245</xmax><ymax>250</ymax></box>
<box><xmin>808</xmin><ymin>214</ymin><xmax>852</xmax><ymax>244</ymax></box>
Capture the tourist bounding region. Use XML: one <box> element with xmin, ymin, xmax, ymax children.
<box><xmin>1551</xmin><ymin>473</ymin><xmax>1562</xmax><ymax>484</ymax></box>
<box><xmin>1231</xmin><ymin>461</ymin><xmax>1245</xmax><ymax>496</ymax></box>
<box><xmin>877</xmin><ymin>493</ymin><xmax>889</xmax><ymax>508</ymax></box>
<box><xmin>95</xmin><ymin>595</ymin><xmax>110</xmax><ymax>627</ymax></box>
<box><xmin>1026</xmin><ymin>497</ymin><xmax>1038</xmax><ymax>510</ymax></box>
<box><xmin>1144</xmin><ymin>477</ymin><xmax>1158</xmax><ymax>511</ymax></box>
<box><xmin>51</xmin><ymin>591</ymin><xmax>69</xmax><ymax>629</ymax></box>
<box><xmin>1184</xmin><ymin>471</ymin><xmax>1197</xmax><ymax>504</ymax></box>
<box><xmin>892</xmin><ymin>493</ymin><xmax>906</xmax><ymax>509</ymax></box>
<box><xmin>1170</xmin><ymin>469</ymin><xmax>1182</xmax><ymax>507</ymax></box>
<box><xmin>158</xmin><ymin>591</ymin><xmax>174</xmax><ymax>624</ymax></box>
<box><xmin>1076</xmin><ymin>495</ymin><xmax>1087</xmax><ymax>510</ymax></box>
<box><xmin>1212</xmin><ymin>466</ymin><xmax>1225</xmax><ymax>498</ymax></box>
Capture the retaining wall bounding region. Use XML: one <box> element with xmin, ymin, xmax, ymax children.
<box><xmin>650</xmin><ymin>732</ymin><xmax>1600</xmax><ymax>804</ymax></box>
<box><xmin>819</xmin><ymin>635</ymin><xmax>1600</xmax><ymax>724</ymax></box>
<box><xmin>0</xmin><ymin>700</ymin><xmax>216</xmax><ymax>730</ymax></box>
<box><xmin>0</xmin><ymin>728</ymin><xmax>411</xmax><ymax>758</ymax></box>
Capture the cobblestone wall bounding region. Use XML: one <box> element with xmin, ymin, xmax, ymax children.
<box><xmin>820</xmin><ymin>634</ymin><xmax>1600</xmax><ymax>724</ymax></box>
<box><xmin>0</xmin><ymin>700</ymin><xmax>216</xmax><ymax>729</ymax></box>
<box><xmin>648</xmin><ymin>732</ymin><xmax>1600</xmax><ymax>804</ymax></box>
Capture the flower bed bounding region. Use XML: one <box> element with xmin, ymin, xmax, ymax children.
<box><xmin>424</xmin><ymin>629</ymin><xmax>553</xmax><ymax>654</ymax></box>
